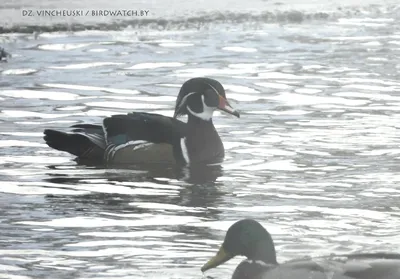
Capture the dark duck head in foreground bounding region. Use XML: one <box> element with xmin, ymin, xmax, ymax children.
<box><xmin>202</xmin><ymin>219</ymin><xmax>400</xmax><ymax>279</ymax></box>
<box><xmin>44</xmin><ymin>77</ymin><xmax>239</xmax><ymax>166</ymax></box>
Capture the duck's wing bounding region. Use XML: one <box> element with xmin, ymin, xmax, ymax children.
<box><xmin>44</xmin><ymin>124</ymin><xmax>106</xmax><ymax>161</ymax></box>
<box><xmin>102</xmin><ymin>112</ymin><xmax>186</xmax><ymax>164</ymax></box>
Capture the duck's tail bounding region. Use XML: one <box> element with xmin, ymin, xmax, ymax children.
<box><xmin>43</xmin><ymin>129</ymin><xmax>104</xmax><ymax>160</ymax></box>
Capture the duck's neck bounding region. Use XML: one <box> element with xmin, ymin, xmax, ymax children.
<box><xmin>184</xmin><ymin>114</ymin><xmax>224</xmax><ymax>164</ymax></box>
<box><xmin>248</xmin><ymin>238</ymin><xmax>278</xmax><ymax>265</ymax></box>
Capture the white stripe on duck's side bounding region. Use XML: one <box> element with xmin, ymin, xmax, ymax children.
<box><xmin>113</xmin><ymin>140</ymin><xmax>151</xmax><ymax>152</ymax></box>
<box><xmin>180</xmin><ymin>137</ymin><xmax>190</xmax><ymax>164</ymax></box>
<box><xmin>105</xmin><ymin>140</ymin><xmax>153</xmax><ymax>163</ymax></box>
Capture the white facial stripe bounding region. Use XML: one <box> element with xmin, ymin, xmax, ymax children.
<box><xmin>176</xmin><ymin>91</ymin><xmax>197</xmax><ymax>115</ymax></box>
<box><xmin>205</xmin><ymin>82</ymin><xmax>221</xmax><ymax>98</ymax></box>
<box><xmin>187</xmin><ymin>95</ymin><xmax>214</xmax><ymax>121</ymax></box>
<box><xmin>180</xmin><ymin>84</ymin><xmax>221</xmax><ymax>120</ymax></box>
<box><xmin>180</xmin><ymin>137</ymin><xmax>190</xmax><ymax>164</ymax></box>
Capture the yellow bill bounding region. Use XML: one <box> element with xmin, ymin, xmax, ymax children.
<box><xmin>201</xmin><ymin>246</ymin><xmax>233</xmax><ymax>272</ymax></box>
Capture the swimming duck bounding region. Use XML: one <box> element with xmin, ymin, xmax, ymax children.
<box><xmin>0</xmin><ymin>47</ymin><xmax>10</xmax><ymax>62</ymax></box>
<box><xmin>202</xmin><ymin>219</ymin><xmax>400</xmax><ymax>279</ymax></box>
<box><xmin>44</xmin><ymin>77</ymin><xmax>239</xmax><ymax>165</ymax></box>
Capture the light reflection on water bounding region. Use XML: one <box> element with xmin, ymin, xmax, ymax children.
<box><xmin>1</xmin><ymin>7</ymin><xmax>400</xmax><ymax>279</ymax></box>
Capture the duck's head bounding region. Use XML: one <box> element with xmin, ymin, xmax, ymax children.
<box><xmin>173</xmin><ymin>77</ymin><xmax>240</xmax><ymax>121</ymax></box>
<box><xmin>201</xmin><ymin>219</ymin><xmax>277</xmax><ymax>272</ymax></box>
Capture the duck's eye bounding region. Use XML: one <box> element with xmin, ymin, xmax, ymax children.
<box><xmin>203</xmin><ymin>89</ymin><xmax>219</xmax><ymax>107</ymax></box>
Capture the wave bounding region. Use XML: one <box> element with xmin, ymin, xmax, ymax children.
<box><xmin>0</xmin><ymin>4</ymin><xmax>399</xmax><ymax>34</ymax></box>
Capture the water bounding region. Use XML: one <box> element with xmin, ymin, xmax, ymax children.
<box><xmin>1</xmin><ymin>0</ymin><xmax>400</xmax><ymax>278</ymax></box>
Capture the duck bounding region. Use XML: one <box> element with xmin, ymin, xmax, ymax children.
<box><xmin>201</xmin><ymin>219</ymin><xmax>400</xmax><ymax>279</ymax></box>
<box><xmin>43</xmin><ymin>77</ymin><xmax>240</xmax><ymax>165</ymax></box>
<box><xmin>0</xmin><ymin>47</ymin><xmax>10</xmax><ymax>62</ymax></box>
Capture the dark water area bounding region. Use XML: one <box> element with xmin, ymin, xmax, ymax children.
<box><xmin>1</xmin><ymin>0</ymin><xmax>400</xmax><ymax>278</ymax></box>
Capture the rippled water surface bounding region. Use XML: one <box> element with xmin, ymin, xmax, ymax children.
<box><xmin>1</xmin><ymin>1</ymin><xmax>400</xmax><ymax>278</ymax></box>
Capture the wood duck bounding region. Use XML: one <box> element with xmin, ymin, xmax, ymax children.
<box><xmin>202</xmin><ymin>219</ymin><xmax>400</xmax><ymax>279</ymax></box>
<box><xmin>43</xmin><ymin>77</ymin><xmax>240</xmax><ymax>165</ymax></box>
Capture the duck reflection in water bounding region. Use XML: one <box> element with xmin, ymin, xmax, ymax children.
<box><xmin>44</xmin><ymin>160</ymin><xmax>225</xmax><ymax>211</ymax></box>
